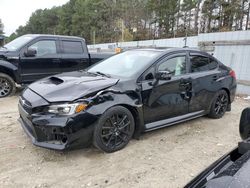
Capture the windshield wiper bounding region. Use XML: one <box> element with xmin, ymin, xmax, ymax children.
<box><xmin>86</xmin><ymin>71</ymin><xmax>111</xmax><ymax>78</ymax></box>
<box><xmin>95</xmin><ymin>71</ymin><xmax>111</xmax><ymax>78</ymax></box>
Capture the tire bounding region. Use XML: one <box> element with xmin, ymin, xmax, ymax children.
<box><xmin>208</xmin><ymin>90</ymin><xmax>229</xmax><ymax>119</ymax></box>
<box><xmin>93</xmin><ymin>106</ymin><xmax>135</xmax><ymax>153</ymax></box>
<box><xmin>0</xmin><ymin>73</ymin><xmax>16</xmax><ymax>98</ymax></box>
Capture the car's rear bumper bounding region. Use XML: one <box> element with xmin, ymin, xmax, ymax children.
<box><xmin>230</xmin><ymin>84</ymin><xmax>237</xmax><ymax>103</ymax></box>
<box><xmin>18</xmin><ymin>103</ymin><xmax>97</xmax><ymax>150</ymax></box>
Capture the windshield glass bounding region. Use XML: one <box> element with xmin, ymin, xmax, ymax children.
<box><xmin>4</xmin><ymin>35</ymin><xmax>35</xmax><ymax>51</ymax></box>
<box><xmin>88</xmin><ymin>50</ymin><xmax>161</xmax><ymax>78</ymax></box>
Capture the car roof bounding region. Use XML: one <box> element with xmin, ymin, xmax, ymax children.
<box><xmin>23</xmin><ymin>34</ymin><xmax>85</xmax><ymax>41</ymax></box>
<box><xmin>130</xmin><ymin>47</ymin><xmax>205</xmax><ymax>56</ymax></box>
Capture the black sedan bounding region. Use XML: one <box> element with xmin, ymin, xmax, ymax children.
<box><xmin>18</xmin><ymin>48</ymin><xmax>237</xmax><ymax>152</ymax></box>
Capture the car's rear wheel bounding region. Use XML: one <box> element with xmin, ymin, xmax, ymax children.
<box><xmin>93</xmin><ymin>106</ymin><xmax>135</xmax><ymax>153</ymax></box>
<box><xmin>208</xmin><ymin>90</ymin><xmax>229</xmax><ymax>119</ymax></box>
<box><xmin>0</xmin><ymin>73</ymin><xmax>16</xmax><ymax>98</ymax></box>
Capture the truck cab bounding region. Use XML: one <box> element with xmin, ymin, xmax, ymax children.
<box><xmin>0</xmin><ymin>34</ymin><xmax>112</xmax><ymax>97</ymax></box>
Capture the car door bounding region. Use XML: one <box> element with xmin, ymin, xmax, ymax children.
<box><xmin>187</xmin><ymin>52</ymin><xmax>220</xmax><ymax>113</ymax></box>
<box><xmin>140</xmin><ymin>53</ymin><xmax>190</xmax><ymax>128</ymax></box>
<box><xmin>59</xmin><ymin>39</ymin><xmax>90</xmax><ymax>72</ymax></box>
<box><xmin>19</xmin><ymin>38</ymin><xmax>60</xmax><ymax>83</ymax></box>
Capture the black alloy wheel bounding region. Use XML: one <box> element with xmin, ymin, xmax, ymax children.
<box><xmin>93</xmin><ymin>106</ymin><xmax>135</xmax><ymax>153</ymax></box>
<box><xmin>208</xmin><ymin>90</ymin><xmax>229</xmax><ymax>119</ymax></box>
<box><xmin>214</xmin><ymin>93</ymin><xmax>228</xmax><ymax>115</ymax></box>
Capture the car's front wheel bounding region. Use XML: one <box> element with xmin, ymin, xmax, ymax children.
<box><xmin>0</xmin><ymin>73</ymin><xmax>16</xmax><ymax>98</ymax></box>
<box><xmin>208</xmin><ymin>90</ymin><xmax>229</xmax><ymax>119</ymax></box>
<box><xmin>93</xmin><ymin>106</ymin><xmax>135</xmax><ymax>153</ymax></box>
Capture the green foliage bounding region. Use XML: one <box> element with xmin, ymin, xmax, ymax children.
<box><xmin>8</xmin><ymin>0</ymin><xmax>250</xmax><ymax>43</ymax></box>
<box><xmin>5</xmin><ymin>33</ymin><xmax>17</xmax><ymax>43</ymax></box>
<box><xmin>0</xmin><ymin>19</ymin><xmax>4</xmax><ymax>35</ymax></box>
<box><xmin>56</xmin><ymin>0</ymin><xmax>76</xmax><ymax>35</ymax></box>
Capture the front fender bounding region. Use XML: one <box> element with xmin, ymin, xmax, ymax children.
<box><xmin>83</xmin><ymin>90</ymin><xmax>145</xmax><ymax>137</ymax></box>
<box><xmin>0</xmin><ymin>60</ymin><xmax>19</xmax><ymax>82</ymax></box>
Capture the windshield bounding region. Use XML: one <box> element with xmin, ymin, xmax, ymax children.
<box><xmin>88</xmin><ymin>50</ymin><xmax>161</xmax><ymax>78</ymax></box>
<box><xmin>4</xmin><ymin>35</ymin><xmax>35</xmax><ymax>51</ymax></box>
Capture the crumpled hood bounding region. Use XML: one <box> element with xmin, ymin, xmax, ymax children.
<box><xmin>28</xmin><ymin>71</ymin><xmax>119</xmax><ymax>102</ymax></box>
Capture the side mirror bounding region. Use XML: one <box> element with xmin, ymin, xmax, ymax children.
<box><xmin>239</xmin><ymin>108</ymin><xmax>250</xmax><ymax>140</ymax></box>
<box><xmin>24</xmin><ymin>48</ymin><xmax>37</xmax><ymax>57</ymax></box>
<box><xmin>155</xmin><ymin>71</ymin><xmax>172</xmax><ymax>80</ymax></box>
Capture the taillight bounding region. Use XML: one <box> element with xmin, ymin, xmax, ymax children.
<box><xmin>229</xmin><ymin>70</ymin><xmax>236</xmax><ymax>79</ymax></box>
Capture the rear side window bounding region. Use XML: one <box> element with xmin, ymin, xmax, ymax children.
<box><xmin>190</xmin><ymin>55</ymin><xmax>217</xmax><ymax>72</ymax></box>
<box><xmin>62</xmin><ymin>41</ymin><xmax>83</xmax><ymax>54</ymax></box>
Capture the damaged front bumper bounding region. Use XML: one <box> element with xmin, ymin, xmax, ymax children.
<box><xmin>18</xmin><ymin>102</ymin><xmax>97</xmax><ymax>150</ymax></box>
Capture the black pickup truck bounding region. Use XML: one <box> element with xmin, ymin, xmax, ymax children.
<box><xmin>0</xmin><ymin>34</ymin><xmax>113</xmax><ymax>97</ymax></box>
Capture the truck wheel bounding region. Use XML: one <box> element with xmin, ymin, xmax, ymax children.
<box><xmin>93</xmin><ymin>106</ymin><xmax>135</xmax><ymax>153</ymax></box>
<box><xmin>0</xmin><ymin>73</ymin><xmax>16</xmax><ymax>98</ymax></box>
<box><xmin>208</xmin><ymin>90</ymin><xmax>229</xmax><ymax>119</ymax></box>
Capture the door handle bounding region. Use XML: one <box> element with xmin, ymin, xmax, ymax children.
<box><xmin>180</xmin><ymin>82</ymin><xmax>192</xmax><ymax>88</ymax></box>
<box><xmin>180</xmin><ymin>82</ymin><xmax>192</xmax><ymax>92</ymax></box>
<box><xmin>180</xmin><ymin>82</ymin><xmax>191</xmax><ymax>86</ymax></box>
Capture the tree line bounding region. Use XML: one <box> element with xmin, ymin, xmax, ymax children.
<box><xmin>5</xmin><ymin>0</ymin><xmax>250</xmax><ymax>44</ymax></box>
<box><xmin>0</xmin><ymin>19</ymin><xmax>3</xmax><ymax>35</ymax></box>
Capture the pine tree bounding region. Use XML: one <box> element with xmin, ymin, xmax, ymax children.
<box><xmin>0</xmin><ymin>19</ymin><xmax>4</xmax><ymax>35</ymax></box>
<box><xmin>6</xmin><ymin>0</ymin><xmax>250</xmax><ymax>43</ymax></box>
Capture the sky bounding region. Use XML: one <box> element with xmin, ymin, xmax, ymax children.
<box><xmin>0</xmin><ymin>0</ymin><xmax>69</xmax><ymax>36</ymax></box>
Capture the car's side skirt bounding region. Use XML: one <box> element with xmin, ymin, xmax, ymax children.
<box><xmin>144</xmin><ymin>110</ymin><xmax>205</xmax><ymax>132</ymax></box>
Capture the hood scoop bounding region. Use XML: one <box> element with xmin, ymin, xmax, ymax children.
<box><xmin>49</xmin><ymin>76</ymin><xmax>64</xmax><ymax>85</ymax></box>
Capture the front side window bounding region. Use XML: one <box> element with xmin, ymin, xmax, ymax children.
<box><xmin>190</xmin><ymin>55</ymin><xmax>217</xmax><ymax>72</ymax></box>
<box><xmin>158</xmin><ymin>56</ymin><xmax>186</xmax><ymax>76</ymax></box>
<box><xmin>28</xmin><ymin>40</ymin><xmax>57</xmax><ymax>56</ymax></box>
<box><xmin>62</xmin><ymin>41</ymin><xmax>83</xmax><ymax>54</ymax></box>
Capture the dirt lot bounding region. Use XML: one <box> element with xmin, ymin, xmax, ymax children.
<box><xmin>0</xmin><ymin>93</ymin><xmax>249</xmax><ymax>188</ymax></box>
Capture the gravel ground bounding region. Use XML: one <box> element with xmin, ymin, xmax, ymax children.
<box><xmin>0</xmin><ymin>93</ymin><xmax>249</xmax><ymax>188</ymax></box>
